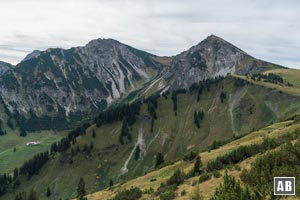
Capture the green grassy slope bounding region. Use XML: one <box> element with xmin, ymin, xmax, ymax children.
<box><xmin>264</xmin><ymin>68</ymin><xmax>300</xmax><ymax>88</ymax></box>
<box><xmin>0</xmin><ymin>130</ymin><xmax>65</xmax><ymax>175</ymax></box>
<box><xmin>85</xmin><ymin>119</ymin><xmax>300</xmax><ymax>200</ymax></box>
<box><xmin>3</xmin><ymin>75</ymin><xmax>300</xmax><ymax>200</ymax></box>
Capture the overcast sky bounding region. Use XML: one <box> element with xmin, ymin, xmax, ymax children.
<box><xmin>0</xmin><ymin>0</ymin><xmax>299</xmax><ymax>68</ymax></box>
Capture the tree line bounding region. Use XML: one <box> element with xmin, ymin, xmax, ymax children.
<box><xmin>206</xmin><ymin>132</ymin><xmax>298</xmax><ymax>172</ymax></box>
<box><xmin>189</xmin><ymin>76</ymin><xmax>225</xmax><ymax>102</ymax></box>
<box><xmin>249</xmin><ymin>73</ymin><xmax>293</xmax><ymax>86</ymax></box>
<box><xmin>240</xmin><ymin>139</ymin><xmax>300</xmax><ymax>198</ymax></box>
<box><xmin>194</xmin><ymin>111</ymin><xmax>204</xmax><ymax>128</ymax></box>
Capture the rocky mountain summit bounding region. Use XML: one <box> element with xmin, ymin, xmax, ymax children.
<box><xmin>0</xmin><ymin>39</ymin><xmax>162</xmax><ymax>130</ymax></box>
<box><xmin>0</xmin><ymin>61</ymin><xmax>13</xmax><ymax>76</ymax></box>
<box><xmin>160</xmin><ymin>35</ymin><xmax>279</xmax><ymax>90</ymax></box>
<box><xmin>0</xmin><ymin>35</ymin><xmax>280</xmax><ymax>131</ymax></box>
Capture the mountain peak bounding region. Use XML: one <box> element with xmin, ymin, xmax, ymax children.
<box><xmin>205</xmin><ymin>34</ymin><xmax>224</xmax><ymax>41</ymax></box>
<box><xmin>22</xmin><ymin>50</ymin><xmax>41</xmax><ymax>62</ymax></box>
<box><xmin>163</xmin><ymin>34</ymin><xmax>270</xmax><ymax>89</ymax></box>
<box><xmin>86</xmin><ymin>38</ymin><xmax>121</xmax><ymax>48</ymax></box>
<box><xmin>197</xmin><ymin>34</ymin><xmax>248</xmax><ymax>56</ymax></box>
<box><xmin>0</xmin><ymin>61</ymin><xmax>13</xmax><ymax>75</ymax></box>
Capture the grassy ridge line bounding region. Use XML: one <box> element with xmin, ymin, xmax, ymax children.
<box><xmin>85</xmin><ymin>120</ymin><xmax>299</xmax><ymax>200</ymax></box>
<box><xmin>264</xmin><ymin>68</ymin><xmax>300</xmax><ymax>88</ymax></box>
<box><xmin>232</xmin><ymin>74</ymin><xmax>300</xmax><ymax>96</ymax></box>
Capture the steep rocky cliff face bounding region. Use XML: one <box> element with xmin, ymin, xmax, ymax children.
<box><xmin>0</xmin><ymin>39</ymin><xmax>162</xmax><ymax>130</ymax></box>
<box><xmin>0</xmin><ymin>61</ymin><xmax>12</xmax><ymax>76</ymax></box>
<box><xmin>0</xmin><ymin>35</ymin><xmax>280</xmax><ymax>131</ymax></box>
<box><xmin>159</xmin><ymin>35</ymin><xmax>280</xmax><ymax>90</ymax></box>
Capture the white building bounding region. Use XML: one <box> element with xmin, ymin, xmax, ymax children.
<box><xmin>26</xmin><ymin>141</ymin><xmax>41</xmax><ymax>146</ymax></box>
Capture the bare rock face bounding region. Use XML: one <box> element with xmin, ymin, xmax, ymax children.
<box><xmin>21</xmin><ymin>50</ymin><xmax>41</xmax><ymax>62</ymax></box>
<box><xmin>161</xmin><ymin>35</ymin><xmax>278</xmax><ymax>90</ymax></box>
<box><xmin>0</xmin><ymin>35</ymin><xmax>280</xmax><ymax>131</ymax></box>
<box><xmin>0</xmin><ymin>39</ymin><xmax>161</xmax><ymax>130</ymax></box>
<box><xmin>0</xmin><ymin>61</ymin><xmax>13</xmax><ymax>76</ymax></box>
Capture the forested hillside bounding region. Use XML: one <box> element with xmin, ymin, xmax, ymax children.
<box><xmin>2</xmin><ymin>73</ymin><xmax>300</xmax><ymax>199</ymax></box>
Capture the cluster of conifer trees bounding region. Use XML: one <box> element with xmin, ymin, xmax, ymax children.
<box><xmin>113</xmin><ymin>187</ymin><xmax>142</xmax><ymax>200</ymax></box>
<box><xmin>156</xmin><ymin>154</ymin><xmax>203</xmax><ymax>200</ymax></box>
<box><xmin>189</xmin><ymin>76</ymin><xmax>225</xmax><ymax>101</ymax></box>
<box><xmin>250</xmin><ymin>73</ymin><xmax>284</xmax><ymax>84</ymax></box>
<box><xmin>94</xmin><ymin>101</ymin><xmax>141</xmax><ymax>127</ymax></box>
<box><xmin>171</xmin><ymin>89</ymin><xmax>186</xmax><ymax>115</ymax></box>
<box><xmin>146</xmin><ymin>94</ymin><xmax>159</xmax><ymax>132</ymax></box>
<box><xmin>206</xmin><ymin>137</ymin><xmax>281</xmax><ymax>172</ymax></box>
<box><xmin>0</xmin><ymin>174</ymin><xmax>12</xmax><ymax>196</ymax></box>
<box><xmin>119</xmin><ymin>120</ymin><xmax>132</xmax><ymax>144</ymax></box>
<box><xmin>0</xmin><ymin>151</ymin><xmax>49</xmax><ymax>197</ymax></box>
<box><xmin>240</xmin><ymin>139</ymin><xmax>300</xmax><ymax>197</ymax></box>
<box><xmin>19</xmin><ymin>151</ymin><xmax>49</xmax><ymax>179</ymax></box>
<box><xmin>211</xmin><ymin>172</ymin><xmax>260</xmax><ymax>200</ymax></box>
<box><xmin>193</xmin><ymin>111</ymin><xmax>204</xmax><ymax>128</ymax></box>
<box><xmin>206</xmin><ymin>131</ymin><xmax>299</xmax><ymax>172</ymax></box>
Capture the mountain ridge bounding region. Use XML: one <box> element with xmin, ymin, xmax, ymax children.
<box><xmin>0</xmin><ymin>61</ymin><xmax>13</xmax><ymax>76</ymax></box>
<box><xmin>0</xmin><ymin>35</ymin><xmax>282</xmax><ymax>131</ymax></box>
<box><xmin>0</xmin><ymin>35</ymin><xmax>299</xmax><ymax>200</ymax></box>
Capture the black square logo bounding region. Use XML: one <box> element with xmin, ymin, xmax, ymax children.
<box><xmin>274</xmin><ymin>177</ymin><xmax>295</xmax><ymax>195</ymax></box>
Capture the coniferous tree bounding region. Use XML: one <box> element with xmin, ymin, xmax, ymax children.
<box><xmin>13</xmin><ymin>168</ymin><xmax>19</xmax><ymax>181</ymax></box>
<box><xmin>20</xmin><ymin>126</ymin><xmax>27</xmax><ymax>137</ymax></box>
<box><xmin>0</xmin><ymin>128</ymin><xmax>5</xmax><ymax>136</ymax></box>
<box><xmin>183</xmin><ymin>151</ymin><xmax>197</xmax><ymax>161</ymax></box>
<box><xmin>109</xmin><ymin>179</ymin><xmax>114</xmax><ymax>187</ymax></box>
<box><xmin>119</xmin><ymin>120</ymin><xmax>131</xmax><ymax>144</ymax></box>
<box><xmin>50</xmin><ymin>143</ymin><xmax>58</xmax><ymax>155</ymax></box>
<box><xmin>220</xmin><ymin>91</ymin><xmax>226</xmax><ymax>103</ymax></box>
<box><xmin>90</xmin><ymin>141</ymin><xmax>94</xmax><ymax>150</ymax></box>
<box><xmin>194</xmin><ymin>111</ymin><xmax>204</xmax><ymax>128</ymax></box>
<box><xmin>191</xmin><ymin>184</ymin><xmax>203</xmax><ymax>200</ymax></box>
<box><xmin>192</xmin><ymin>156</ymin><xmax>202</xmax><ymax>176</ymax></box>
<box><xmin>46</xmin><ymin>187</ymin><xmax>51</xmax><ymax>197</ymax></box>
<box><xmin>92</xmin><ymin>129</ymin><xmax>96</xmax><ymax>138</ymax></box>
<box><xmin>77</xmin><ymin>178</ymin><xmax>86</xmax><ymax>200</ymax></box>
<box><xmin>210</xmin><ymin>171</ymin><xmax>259</xmax><ymax>200</ymax></box>
<box><xmin>134</xmin><ymin>145</ymin><xmax>141</xmax><ymax>161</ymax></box>
<box><xmin>0</xmin><ymin>173</ymin><xmax>12</xmax><ymax>196</ymax></box>
<box><xmin>155</xmin><ymin>153</ymin><xmax>164</xmax><ymax>168</ymax></box>
<box><xmin>171</xmin><ymin>92</ymin><xmax>178</xmax><ymax>115</ymax></box>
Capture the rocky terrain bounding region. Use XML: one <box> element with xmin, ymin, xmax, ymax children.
<box><xmin>159</xmin><ymin>35</ymin><xmax>281</xmax><ymax>90</ymax></box>
<box><xmin>0</xmin><ymin>61</ymin><xmax>12</xmax><ymax>76</ymax></box>
<box><xmin>0</xmin><ymin>39</ymin><xmax>162</xmax><ymax>130</ymax></box>
<box><xmin>0</xmin><ymin>35</ymin><xmax>280</xmax><ymax>131</ymax></box>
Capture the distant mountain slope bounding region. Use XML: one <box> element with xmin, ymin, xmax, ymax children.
<box><xmin>156</xmin><ymin>35</ymin><xmax>282</xmax><ymax>91</ymax></box>
<box><xmin>0</xmin><ymin>35</ymin><xmax>283</xmax><ymax>131</ymax></box>
<box><xmin>21</xmin><ymin>50</ymin><xmax>41</xmax><ymax>62</ymax></box>
<box><xmin>0</xmin><ymin>39</ymin><xmax>162</xmax><ymax>131</ymax></box>
<box><xmin>0</xmin><ymin>61</ymin><xmax>13</xmax><ymax>76</ymax></box>
<box><xmin>86</xmin><ymin>119</ymin><xmax>300</xmax><ymax>200</ymax></box>
<box><xmin>3</xmin><ymin>75</ymin><xmax>300</xmax><ymax>200</ymax></box>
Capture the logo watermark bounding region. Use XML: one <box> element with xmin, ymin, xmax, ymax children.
<box><xmin>274</xmin><ymin>177</ymin><xmax>295</xmax><ymax>195</ymax></box>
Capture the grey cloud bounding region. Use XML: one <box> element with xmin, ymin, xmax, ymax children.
<box><xmin>0</xmin><ymin>0</ymin><xmax>299</xmax><ymax>68</ymax></box>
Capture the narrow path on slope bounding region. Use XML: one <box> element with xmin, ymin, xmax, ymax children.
<box><xmin>228</xmin><ymin>87</ymin><xmax>248</xmax><ymax>136</ymax></box>
<box><xmin>120</xmin><ymin>117</ymin><xmax>146</xmax><ymax>175</ymax></box>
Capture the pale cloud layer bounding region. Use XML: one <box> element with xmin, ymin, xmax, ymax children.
<box><xmin>0</xmin><ymin>0</ymin><xmax>299</xmax><ymax>68</ymax></box>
